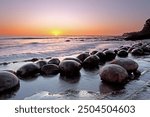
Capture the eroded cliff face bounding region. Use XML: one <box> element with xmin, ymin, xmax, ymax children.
<box><xmin>141</xmin><ymin>19</ymin><xmax>150</xmax><ymax>33</ymax></box>
<box><xmin>124</xmin><ymin>19</ymin><xmax>150</xmax><ymax>40</ymax></box>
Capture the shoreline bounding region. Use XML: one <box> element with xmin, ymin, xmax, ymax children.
<box><xmin>0</xmin><ymin>39</ymin><xmax>150</xmax><ymax>100</ymax></box>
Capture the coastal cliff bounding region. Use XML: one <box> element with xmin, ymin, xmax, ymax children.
<box><xmin>124</xmin><ymin>19</ymin><xmax>150</xmax><ymax>40</ymax></box>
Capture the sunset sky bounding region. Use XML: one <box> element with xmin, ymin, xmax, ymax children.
<box><xmin>0</xmin><ymin>0</ymin><xmax>150</xmax><ymax>36</ymax></box>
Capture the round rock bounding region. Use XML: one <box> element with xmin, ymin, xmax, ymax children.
<box><xmin>0</xmin><ymin>71</ymin><xmax>19</xmax><ymax>92</ymax></box>
<box><xmin>96</xmin><ymin>52</ymin><xmax>106</xmax><ymax>64</ymax></box>
<box><xmin>131</xmin><ymin>48</ymin><xmax>143</xmax><ymax>56</ymax></box>
<box><xmin>36</xmin><ymin>60</ymin><xmax>47</xmax><ymax>69</ymax></box>
<box><xmin>63</xmin><ymin>57</ymin><xmax>82</xmax><ymax>64</ymax></box>
<box><xmin>76</xmin><ymin>53</ymin><xmax>90</xmax><ymax>62</ymax></box>
<box><xmin>117</xmin><ymin>50</ymin><xmax>128</xmax><ymax>57</ymax></box>
<box><xmin>48</xmin><ymin>58</ymin><xmax>60</xmax><ymax>65</ymax></box>
<box><xmin>41</xmin><ymin>64</ymin><xmax>60</xmax><ymax>75</ymax></box>
<box><xmin>103</xmin><ymin>50</ymin><xmax>116</xmax><ymax>61</ymax></box>
<box><xmin>100</xmin><ymin>64</ymin><xmax>128</xmax><ymax>84</ymax></box>
<box><xmin>111</xmin><ymin>58</ymin><xmax>138</xmax><ymax>73</ymax></box>
<box><xmin>83</xmin><ymin>55</ymin><xmax>100</xmax><ymax>69</ymax></box>
<box><xmin>59</xmin><ymin>60</ymin><xmax>81</xmax><ymax>77</ymax></box>
<box><xmin>16</xmin><ymin>63</ymin><xmax>39</xmax><ymax>77</ymax></box>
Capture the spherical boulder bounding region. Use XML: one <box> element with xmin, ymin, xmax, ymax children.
<box><xmin>48</xmin><ymin>58</ymin><xmax>60</xmax><ymax>65</ymax></box>
<box><xmin>117</xmin><ymin>50</ymin><xmax>128</xmax><ymax>57</ymax></box>
<box><xmin>96</xmin><ymin>52</ymin><xmax>106</xmax><ymax>64</ymax></box>
<box><xmin>103</xmin><ymin>50</ymin><xmax>116</xmax><ymax>61</ymax></box>
<box><xmin>59</xmin><ymin>60</ymin><xmax>81</xmax><ymax>77</ymax></box>
<box><xmin>111</xmin><ymin>58</ymin><xmax>138</xmax><ymax>73</ymax></box>
<box><xmin>100</xmin><ymin>64</ymin><xmax>128</xmax><ymax>84</ymax></box>
<box><xmin>83</xmin><ymin>55</ymin><xmax>100</xmax><ymax>69</ymax></box>
<box><xmin>41</xmin><ymin>64</ymin><xmax>60</xmax><ymax>75</ymax></box>
<box><xmin>63</xmin><ymin>57</ymin><xmax>82</xmax><ymax>65</ymax></box>
<box><xmin>36</xmin><ymin>60</ymin><xmax>47</xmax><ymax>69</ymax></box>
<box><xmin>76</xmin><ymin>53</ymin><xmax>90</xmax><ymax>62</ymax></box>
<box><xmin>0</xmin><ymin>71</ymin><xmax>19</xmax><ymax>92</ymax></box>
<box><xmin>131</xmin><ymin>48</ymin><xmax>143</xmax><ymax>56</ymax></box>
<box><xmin>16</xmin><ymin>63</ymin><xmax>40</xmax><ymax>77</ymax></box>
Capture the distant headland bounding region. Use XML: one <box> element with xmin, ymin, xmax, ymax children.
<box><xmin>124</xmin><ymin>18</ymin><xmax>150</xmax><ymax>40</ymax></box>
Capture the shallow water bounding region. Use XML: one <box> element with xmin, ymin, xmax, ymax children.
<box><xmin>0</xmin><ymin>36</ymin><xmax>150</xmax><ymax>100</ymax></box>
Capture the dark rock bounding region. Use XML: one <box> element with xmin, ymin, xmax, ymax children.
<box><xmin>4</xmin><ymin>70</ymin><xmax>16</xmax><ymax>75</ymax></box>
<box><xmin>36</xmin><ymin>60</ymin><xmax>47</xmax><ymax>69</ymax></box>
<box><xmin>100</xmin><ymin>64</ymin><xmax>128</xmax><ymax>84</ymax></box>
<box><xmin>41</xmin><ymin>64</ymin><xmax>60</xmax><ymax>75</ymax></box>
<box><xmin>103</xmin><ymin>50</ymin><xmax>116</xmax><ymax>61</ymax></box>
<box><xmin>60</xmin><ymin>73</ymin><xmax>80</xmax><ymax>83</ymax></box>
<box><xmin>0</xmin><ymin>71</ymin><xmax>19</xmax><ymax>92</ymax></box>
<box><xmin>111</xmin><ymin>58</ymin><xmax>138</xmax><ymax>73</ymax></box>
<box><xmin>59</xmin><ymin>60</ymin><xmax>81</xmax><ymax>77</ymax></box>
<box><xmin>128</xmin><ymin>47</ymin><xmax>135</xmax><ymax>53</ymax></box>
<box><xmin>65</xmin><ymin>40</ymin><xmax>70</xmax><ymax>42</ymax></box>
<box><xmin>142</xmin><ymin>45</ymin><xmax>150</xmax><ymax>52</ymax></box>
<box><xmin>133</xmin><ymin>70</ymin><xmax>141</xmax><ymax>78</ymax></box>
<box><xmin>141</xmin><ymin>18</ymin><xmax>150</xmax><ymax>33</ymax></box>
<box><xmin>16</xmin><ymin>63</ymin><xmax>40</xmax><ymax>78</ymax></box>
<box><xmin>131</xmin><ymin>48</ymin><xmax>144</xmax><ymax>56</ymax></box>
<box><xmin>99</xmin><ymin>82</ymin><xmax>124</xmax><ymax>94</ymax></box>
<box><xmin>117</xmin><ymin>50</ymin><xmax>128</xmax><ymax>57</ymax></box>
<box><xmin>124</xmin><ymin>19</ymin><xmax>150</xmax><ymax>40</ymax></box>
<box><xmin>132</xmin><ymin>43</ymin><xmax>143</xmax><ymax>48</ymax></box>
<box><xmin>76</xmin><ymin>53</ymin><xmax>90</xmax><ymax>62</ymax></box>
<box><xmin>63</xmin><ymin>57</ymin><xmax>82</xmax><ymax>65</ymax></box>
<box><xmin>83</xmin><ymin>55</ymin><xmax>100</xmax><ymax>69</ymax></box>
<box><xmin>90</xmin><ymin>50</ymin><xmax>98</xmax><ymax>55</ymax></box>
<box><xmin>96</xmin><ymin>52</ymin><xmax>106</xmax><ymax>64</ymax></box>
<box><xmin>24</xmin><ymin>58</ymin><xmax>39</xmax><ymax>62</ymax></box>
<box><xmin>48</xmin><ymin>58</ymin><xmax>60</xmax><ymax>65</ymax></box>
<box><xmin>120</xmin><ymin>46</ymin><xmax>130</xmax><ymax>51</ymax></box>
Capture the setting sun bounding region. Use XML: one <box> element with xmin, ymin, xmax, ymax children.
<box><xmin>51</xmin><ymin>30</ymin><xmax>62</xmax><ymax>36</ymax></box>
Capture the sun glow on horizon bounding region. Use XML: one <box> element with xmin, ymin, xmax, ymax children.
<box><xmin>51</xmin><ymin>29</ymin><xmax>62</xmax><ymax>36</ymax></box>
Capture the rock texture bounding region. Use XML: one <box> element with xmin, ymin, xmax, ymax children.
<box><xmin>100</xmin><ymin>64</ymin><xmax>128</xmax><ymax>84</ymax></box>
<box><xmin>16</xmin><ymin>63</ymin><xmax>39</xmax><ymax>78</ymax></box>
<box><xmin>0</xmin><ymin>71</ymin><xmax>19</xmax><ymax>92</ymax></box>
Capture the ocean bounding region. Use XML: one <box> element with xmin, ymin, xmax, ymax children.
<box><xmin>0</xmin><ymin>35</ymin><xmax>123</xmax><ymax>63</ymax></box>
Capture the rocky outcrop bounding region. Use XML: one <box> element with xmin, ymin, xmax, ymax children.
<box><xmin>124</xmin><ymin>19</ymin><xmax>150</xmax><ymax>40</ymax></box>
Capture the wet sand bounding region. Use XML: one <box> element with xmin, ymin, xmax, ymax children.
<box><xmin>0</xmin><ymin>39</ymin><xmax>150</xmax><ymax>100</ymax></box>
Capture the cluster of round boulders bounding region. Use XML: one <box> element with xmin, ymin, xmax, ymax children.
<box><xmin>111</xmin><ymin>58</ymin><xmax>138</xmax><ymax>73</ymax></box>
<box><xmin>59</xmin><ymin>60</ymin><xmax>81</xmax><ymax>77</ymax></box>
<box><xmin>129</xmin><ymin>42</ymin><xmax>150</xmax><ymax>56</ymax></box>
<box><xmin>14</xmin><ymin>42</ymin><xmax>149</xmax><ymax>84</ymax></box>
<box><xmin>113</xmin><ymin>42</ymin><xmax>150</xmax><ymax>58</ymax></box>
<box><xmin>99</xmin><ymin>58</ymin><xmax>140</xmax><ymax>84</ymax></box>
<box><xmin>16</xmin><ymin>63</ymin><xmax>40</xmax><ymax>78</ymax></box>
<box><xmin>100</xmin><ymin>64</ymin><xmax>128</xmax><ymax>84</ymax></box>
<box><xmin>0</xmin><ymin>71</ymin><xmax>19</xmax><ymax>92</ymax></box>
